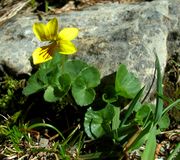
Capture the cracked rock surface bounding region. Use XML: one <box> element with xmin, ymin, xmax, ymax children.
<box><xmin>0</xmin><ymin>0</ymin><xmax>179</xmax><ymax>95</ymax></box>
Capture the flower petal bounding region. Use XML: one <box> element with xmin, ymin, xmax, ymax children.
<box><xmin>33</xmin><ymin>23</ymin><xmax>47</xmax><ymax>41</ymax></box>
<box><xmin>46</xmin><ymin>18</ymin><xmax>58</xmax><ymax>40</ymax></box>
<box><xmin>32</xmin><ymin>43</ymin><xmax>57</xmax><ymax>64</ymax></box>
<box><xmin>58</xmin><ymin>28</ymin><xmax>79</xmax><ymax>41</ymax></box>
<box><xmin>33</xmin><ymin>18</ymin><xmax>58</xmax><ymax>41</ymax></box>
<box><xmin>57</xmin><ymin>40</ymin><xmax>77</xmax><ymax>54</ymax></box>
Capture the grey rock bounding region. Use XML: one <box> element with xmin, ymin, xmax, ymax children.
<box><xmin>0</xmin><ymin>0</ymin><xmax>180</xmax><ymax>96</ymax></box>
<box><xmin>39</xmin><ymin>138</ymin><xmax>49</xmax><ymax>148</ymax></box>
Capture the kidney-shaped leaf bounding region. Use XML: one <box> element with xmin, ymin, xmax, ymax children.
<box><xmin>78</xmin><ymin>66</ymin><xmax>100</xmax><ymax>88</ymax></box>
<box><xmin>72</xmin><ymin>77</ymin><xmax>96</xmax><ymax>106</ymax></box>
<box><xmin>23</xmin><ymin>73</ymin><xmax>45</xmax><ymax>96</ymax></box>
<box><xmin>44</xmin><ymin>86</ymin><xmax>59</xmax><ymax>102</ymax></box>
<box><xmin>84</xmin><ymin>104</ymin><xmax>115</xmax><ymax>139</ymax></box>
<box><xmin>54</xmin><ymin>74</ymin><xmax>71</xmax><ymax>98</ymax></box>
<box><xmin>135</xmin><ymin>103</ymin><xmax>152</xmax><ymax>126</ymax></box>
<box><xmin>115</xmin><ymin>64</ymin><xmax>141</xmax><ymax>99</ymax></box>
<box><xmin>158</xmin><ymin>113</ymin><xmax>170</xmax><ymax>130</ymax></box>
<box><xmin>72</xmin><ymin>67</ymin><xmax>100</xmax><ymax>106</ymax></box>
<box><xmin>64</xmin><ymin>60</ymin><xmax>88</xmax><ymax>81</ymax></box>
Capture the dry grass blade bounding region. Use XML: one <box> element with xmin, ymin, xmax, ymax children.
<box><xmin>49</xmin><ymin>1</ymin><xmax>76</xmax><ymax>14</ymax></box>
<box><xmin>49</xmin><ymin>0</ymin><xmax>146</xmax><ymax>14</ymax></box>
<box><xmin>0</xmin><ymin>0</ymin><xmax>31</xmax><ymax>26</ymax></box>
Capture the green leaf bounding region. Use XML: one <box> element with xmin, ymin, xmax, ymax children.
<box><xmin>84</xmin><ymin>104</ymin><xmax>115</xmax><ymax>139</ymax></box>
<box><xmin>64</xmin><ymin>60</ymin><xmax>88</xmax><ymax>81</ymax></box>
<box><xmin>133</xmin><ymin>101</ymin><xmax>142</xmax><ymax>112</ymax></box>
<box><xmin>54</xmin><ymin>74</ymin><xmax>71</xmax><ymax>98</ymax></box>
<box><xmin>78</xmin><ymin>66</ymin><xmax>100</xmax><ymax>88</ymax></box>
<box><xmin>175</xmin><ymin>104</ymin><xmax>180</xmax><ymax>110</ymax></box>
<box><xmin>39</xmin><ymin>53</ymin><xmax>64</xmax><ymax>74</ymax></box>
<box><xmin>162</xmin><ymin>99</ymin><xmax>180</xmax><ymax>117</ymax></box>
<box><xmin>79</xmin><ymin>152</ymin><xmax>102</xmax><ymax>159</ymax></box>
<box><xmin>45</xmin><ymin>53</ymin><xmax>67</xmax><ymax>68</ymax></box>
<box><xmin>135</xmin><ymin>104</ymin><xmax>152</xmax><ymax>126</ymax></box>
<box><xmin>10</xmin><ymin>111</ymin><xmax>22</xmax><ymax>123</ymax></box>
<box><xmin>38</xmin><ymin>53</ymin><xmax>66</xmax><ymax>85</ymax></box>
<box><xmin>142</xmin><ymin>126</ymin><xmax>157</xmax><ymax>160</ymax></box>
<box><xmin>112</xmin><ymin>107</ymin><xmax>120</xmax><ymax>130</ymax></box>
<box><xmin>72</xmin><ymin>84</ymin><xmax>95</xmax><ymax>106</ymax></box>
<box><xmin>62</xmin><ymin>125</ymin><xmax>81</xmax><ymax>146</ymax></box>
<box><xmin>115</xmin><ymin>64</ymin><xmax>141</xmax><ymax>99</ymax></box>
<box><xmin>72</xmin><ymin>66</ymin><xmax>100</xmax><ymax>106</ymax></box>
<box><xmin>44</xmin><ymin>86</ymin><xmax>58</xmax><ymax>102</ymax></box>
<box><xmin>168</xmin><ymin>143</ymin><xmax>180</xmax><ymax>160</ymax></box>
<box><xmin>158</xmin><ymin>113</ymin><xmax>170</xmax><ymax>130</ymax></box>
<box><xmin>28</xmin><ymin>123</ymin><xmax>65</xmax><ymax>140</ymax></box>
<box><xmin>120</xmin><ymin>87</ymin><xmax>144</xmax><ymax>127</ymax></box>
<box><xmin>154</xmin><ymin>53</ymin><xmax>163</xmax><ymax>123</ymax></box>
<box><xmin>23</xmin><ymin>53</ymin><xmax>68</xmax><ymax>96</ymax></box>
<box><xmin>129</xmin><ymin>123</ymin><xmax>152</xmax><ymax>151</ymax></box>
<box><xmin>23</xmin><ymin>73</ymin><xmax>45</xmax><ymax>96</ymax></box>
<box><xmin>37</xmin><ymin>68</ymin><xmax>49</xmax><ymax>85</ymax></box>
<box><xmin>113</xmin><ymin>123</ymin><xmax>139</xmax><ymax>143</ymax></box>
<box><xmin>102</xmin><ymin>85</ymin><xmax>118</xmax><ymax>103</ymax></box>
<box><xmin>47</xmin><ymin>66</ymin><xmax>62</xmax><ymax>86</ymax></box>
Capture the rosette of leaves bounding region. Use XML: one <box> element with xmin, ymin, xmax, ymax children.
<box><xmin>84</xmin><ymin>64</ymin><xmax>142</xmax><ymax>140</ymax></box>
<box><xmin>23</xmin><ymin>53</ymin><xmax>100</xmax><ymax>106</ymax></box>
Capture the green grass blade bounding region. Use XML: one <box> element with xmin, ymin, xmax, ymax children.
<box><xmin>142</xmin><ymin>126</ymin><xmax>157</xmax><ymax>160</ymax></box>
<box><xmin>120</xmin><ymin>87</ymin><xmax>144</xmax><ymax>127</ymax></box>
<box><xmin>157</xmin><ymin>93</ymin><xmax>174</xmax><ymax>104</ymax></box>
<box><xmin>162</xmin><ymin>99</ymin><xmax>180</xmax><ymax>117</ymax></box>
<box><xmin>45</xmin><ymin>0</ymin><xmax>49</xmax><ymax>12</ymax></box>
<box><xmin>30</xmin><ymin>0</ymin><xmax>35</xmax><ymax>8</ymax></box>
<box><xmin>129</xmin><ymin>122</ymin><xmax>152</xmax><ymax>151</ymax></box>
<box><xmin>79</xmin><ymin>152</ymin><xmax>102</xmax><ymax>159</ymax></box>
<box><xmin>28</xmin><ymin>123</ymin><xmax>65</xmax><ymax>140</ymax></box>
<box><xmin>154</xmin><ymin>53</ymin><xmax>163</xmax><ymax>123</ymax></box>
<box><xmin>167</xmin><ymin>143</ymin><xmax>180</xmax><ymax>160</ymax></box>
<box><xmin>62</xmin><ymin>124</ymin><xmax>80</xmax><ymax>145</ymax></box>
<box><xmin>76</xmin><ymin>132</ymin><xmax>85</xmax><ymax>156</ymax></box>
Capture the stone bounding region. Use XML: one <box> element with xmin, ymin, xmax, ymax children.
<box><xmin>39</xmin><ymin>138</ymin><xmax>49</xmax><ymax>147</ymax></box>
<box><xmin>0</xmin><ymin>0</ymin><xmax>180</xmax><ymax>97</ymax></box>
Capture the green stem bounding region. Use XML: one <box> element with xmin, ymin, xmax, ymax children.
<box><xmin>60</xmin><ymin>55</ymin><xmax>68</xmax><ymax>74</ymax></box>
<box><xmin>45</xmin><ymin>0</ymin><xmax>48</xmax><ymax>12</ymax></box>
<box><xmin>28</xmin><ymin>123</ymin><xmax>65</xmax><ymax>140</ymax></box>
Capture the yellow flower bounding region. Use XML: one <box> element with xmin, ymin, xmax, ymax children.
<box><xmin>32</xmin><ymin>18</ymin><xmax>79</xmax><ymax>64</ymax></box>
